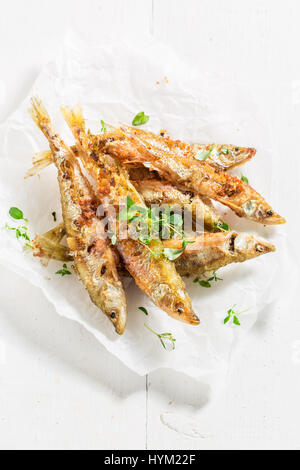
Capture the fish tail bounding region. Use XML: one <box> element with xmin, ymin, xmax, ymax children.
<box><xmin>61</xmin><ymin>105</ymin><xmax>86</xmax><ymax>142</ymax></box>
<box><xmin>25</xmin><ymin>150</ymin><xmax>53</xmax><ymax>178</ymax></box>
<box><xmin>29</xmin><ymin>97</ymin><xmax>55</xmax><ymax>141</ymax></box>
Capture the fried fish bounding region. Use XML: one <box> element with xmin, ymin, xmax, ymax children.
<box><xmin>120</xmin><ymin>125</ymin><xmax>256</xmax><ymax>170</ymax></box>
<box><xmin>166</xmin><ymin>232</ymin><xmax>276</xmax><ymax>277</ymax></box>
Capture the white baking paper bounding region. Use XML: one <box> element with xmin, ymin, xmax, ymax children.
<box><xmin>0</xmin><ymin>31</ymin><xmax>288</xmax><ymax>386</ymax></box>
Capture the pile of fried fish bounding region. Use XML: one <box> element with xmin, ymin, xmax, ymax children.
<box><xmin>28</xmin><ymin>98</ymin><xmax>285</xmax><ymax>335</ymax></box>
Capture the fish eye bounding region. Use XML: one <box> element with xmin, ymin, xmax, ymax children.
<box><xmin>110</xmin><ymin>312</ymin><xmax>116</xmax><ymax>319</ymax></box>
<box><xmin>177</xmin><ymin>307</ymin><xmax>184</xmax><ymax>314</ymax></box>
<box><xmin>256</xmin><ymin>244</ymin><xmax>264</xmax><ymax>252</ymax></box>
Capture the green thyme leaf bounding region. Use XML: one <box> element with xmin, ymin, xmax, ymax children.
<box><xmin>139</xmin><ymin>307</ymin><xmax>149</xmax><ymax>316</ymax></box>
<box><xmin>132</xmin><ymin>112</ymin><xmax>149</xmax><ymax>127</ymax></box>
<box><xmin>163</xmin><ymin>240</ymin><xmax>194</xmax><ymax>261</ymax></box>
<box><xmin>56</xmin><ymin>263</ymin><xmax>72</xmax><ymax>277</ymax></box>
<box><xmin>213</xmin><ymin>222</ymin><xmax>229</xmax><ymax>232</ymax></box>
<box><xmin>100</xmin><ymin>120</ymin><xmax>107</xmax><ymax>133</ymax></box>
<box><xmin>169</xmin><ymin>213</ymin><xmax>183</xmax><ymax>228</ymax></box>
<box><xmin>199</xmin><ymin>280</ymin><xmax>211</xmax><ymax>288</ymax></box>
<box><xmin>221</xmin><ymin>147</ymin><xmax>229</xmax><ymax>155</ymax></box>
<box><xmin>163</xmin><ymin>248</ymin><xmax>185</xmax><ymax>261</ymax></box>
<box><xmin>194</xmin><ymin>147</ymin><xmax>214</xmax><ymax>161</ymax></box>
<box><xmin>241</xmin><ymin>175</ymin><xmax>249</xmax><ymax>184</ymax></box>
<box><xmin>9</xmin><ymin>207</ymin><xmax>24</xmax><ymax>220</ymax></box>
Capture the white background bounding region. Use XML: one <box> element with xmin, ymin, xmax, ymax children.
<box><xmin>0</xmin><ymin>0</ymin><xmax>299</xmax><ymax>450</ymax></box>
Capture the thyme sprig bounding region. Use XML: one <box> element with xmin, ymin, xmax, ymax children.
<box><xmin>6</xmin><ymin>207</ymin><xmax>33</xmax><ymax>249</ymax></box>
<box><xmin>144</xmin><ymin>324</ymin><xmax>176</xmax><ymax>350</ymax></box>
<box><xmin>56</xmin><ymin>264</ymin><xmax>72</xmax><ymax>277</ymax></box>
<box><xmin>118</xmin><ymin>197</ymin><xmax>194</xmax><ymax>260</ymax></box>
<box><xmin>194</xmin><ymin>271</ymin><xmax>223</xmax><ymax>288</ymax></box>
<box><xmin>224</xmin><ymin>305</ymin><xmax>250</xmax><ymax>326</ymax></box>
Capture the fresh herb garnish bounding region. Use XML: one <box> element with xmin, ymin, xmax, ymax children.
<box><xmin>56</xmin><ymin>264</ymin><xmax>72</xmax><ymax>277</ymax></box>
<box><xmin>241</xmin><ymin>175</ymin><xmax>249</xmax><ymax>184</ymax></box>
<box><xmin>163</xmin><ymin>240</ymin><xmax>195</xmax><ymax>261</ymax></box>
<box><xmin>144</xmin><ymin>324</ymin><xmax>176</xmax><ymax>350</ymax></box>
<box><xmin>195</xmin><ymin>147</ymin><xmax>214</xmax><ymax>161</ymax></box>
<box><xmin>213</xmin><ymin>221</ymin><xmax>229</xmax><ymax>232</ymax></box>
<box><xmin>208</xmin><ymin>271</ymin><xmax>223</xmax><ymax>282</ymax></box>
<box><xmin>101</xmin><ymin>120</ymin><xmax>107</xmax><ymax>133</ymax></box>
<box><xmin>221</xmin><ymin>147</ymin><xmax>229</xmax><ymax>155</ymax></box>
<box><xmin>118</xmin><ymin>197</ymin><xmax>193</xmax><ymax>260</ymax></box>
<box><xmin>132</xmin><ymin>112</ymin><xmax>149</xmax><ymax>127</ymax></box>
<box><xmin>224</xmin><ymin>305</ymin><xmax>249</xmax><ymax>326</ymax></box>
<box><xmin>139</xmin><ymin>307</ymin><xmax>149</xmax><ymax>316</ymax></box>
<box><xmin>199</xmin><ymin>280</ymin><xmax>211</xmax><ymax>288</ymax></box>
<box><xmin>6</xmin><ymin>207</ymin><xmax>32</xmax><ymax>248</ymax></box>
<box><xmin>52</xmin><ymin>211</ymin><xmax>57</xmax><ymax>222</ymax></box>
<box><xmin>9</xmin><ymin>207</ymin><xmax>24</xmax><ymax>220</ymax></box>
<box><xmin>194</xmin><ymin>271</ymin><xmax>223</xmax><ymax>288</ymax></box>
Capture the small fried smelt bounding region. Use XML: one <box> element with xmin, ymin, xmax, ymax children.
<box><xmin>103</xmin><ymin>127</ymin><xmax>285</xmax><ymax>225</ymax></box>
<box><xmin>62</xmin><ymin>105</ymin><xmax>199</xmax><ymax>326</ymax></box>
<box><xmin>120</xmin><ymin>125</ymin><xmax>256</xmax><ymax>171</ymax></box>
<box><xmin>163</xmin><ymin>232</ymin><xmax>275</xmax><ymax>277</ymax></box>
<box><xmin>29</xmin><ymin>98</ymin><xmax>127</xmax><ymax>335</ymax></box>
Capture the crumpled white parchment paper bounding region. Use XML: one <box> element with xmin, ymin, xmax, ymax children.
<box><xmin>0</xmin><ymin>32</ymin><xmax>288</xmax><ymax>386</ymax></box>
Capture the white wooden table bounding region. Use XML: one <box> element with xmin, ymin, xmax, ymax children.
<box><xmin>0</xmin><ymin>0</ymin><xmax>299</xmax><ymax>450</ymax></box>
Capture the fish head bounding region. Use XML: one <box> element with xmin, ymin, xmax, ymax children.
<box><xmin>152</xmin><ymin>283</ymin><xmax>200</xmax><ymax>325</ymax></box>
<box><xmin>233</xmin><ymin>233</ymin><xmax>276</xmax><ymax>259</ymax></box>
<box><xmin>103</xmin><ymin>282</ymin><xmax>128</xmax><ymax>335</ymax></box>
<box><xmin>242</xmin><ymin>200</ymin><xmax>286</xmax><ymax>225</ymax></box>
